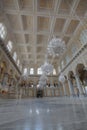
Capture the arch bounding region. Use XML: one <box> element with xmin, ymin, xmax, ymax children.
<box><xmin>0</xmin><ymin>61</ymin><xmax>7</xmax><ymax>73</ymax></box>
<box><xmin>76</xmin><ymin>63</ymin><xmax>87</xmax><ymax>84</ymax></box>
<box><xmin>68</xmin><ymin>70</ymin><xmax>76</xmax><ymax>96</ymax></box>
<box><xmin>68</xmin><ymin>71</ymin><xmax>75</xmax><ymax>80</ymax></box>
<box><xmin>76</xmin><ymin>63</ymin><xmax>85</xmax><ymax>74</ymax></box>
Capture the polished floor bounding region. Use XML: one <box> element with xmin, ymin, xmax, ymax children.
<box><xmin>0</xmin><ymin>97</ymin><xmax>87</xmax><ymax>130</ymax></box>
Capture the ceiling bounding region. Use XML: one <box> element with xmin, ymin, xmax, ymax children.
<box><xmin>0</xmin><ymin>0</ymin><xmax>87</xmax><ymax>69</ymax></box>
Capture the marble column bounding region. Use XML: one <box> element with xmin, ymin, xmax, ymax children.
<box><xmin>62</xmin><ymin>83</ymin><xmax>66</xmax><ymax>96</ymax></box>
<box><xmin>67</xmin><ymin>79</ymin><xmax>74</xmax><ymax>96</ymax></box>
<box><xmin>58</xmin><ymin>82</ymin><xmax>63</xmax><ymax>96</ymax></box>
<box><xmin>59</xmin><ymin>87</ymin><xmax>63</xmax><ymax>96</ymax></box>
<box><xmin>52</xmin><ymin>87</ymin><xmax>54</xmax><ymax>96</ymax></box>
<box><xmin>33</xmin><ymin>83</ymin><xmax>37</xmax><ymax>97</ymax></box>
<box><xmin>2</xmin><ymin>73</ymin><xmax>9</xmax><ymax>92</ymax></box>
<box><xmin>75</xmin><ymin>73</ymin><xmax>83</xmax><ymax>95</ymax></box>
<box><xmin>44</xmin><ymin>87</ymin><xmax>46</xmax><ymax>97</ymax></box>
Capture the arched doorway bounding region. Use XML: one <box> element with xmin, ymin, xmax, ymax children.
<box><xmin>76</xmin><ymin>63</ymin><xmax>87</xmax><ymax>95</ymax></box>
<box><xmin>0</xmin><ymin>61</ymin><xmax>9</xmax><ymax>93</ymax></box>
<box><xmin>68</xmin><ymin>71</ymin><xmax>76</xmax><ymax>96</ymax></box>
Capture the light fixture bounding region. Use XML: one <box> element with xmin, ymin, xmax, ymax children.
<box><xmin>39</xmin><ymin>73</ymin><xmax>48</xmax><ymax>87</ymax></box>
<box><xmin>59</xmin><ymin>74</ymin><xmax>65</xmax><ymax>83</ymax></box>
<box><xmin>41</xmin><ymin>62</ymin><xmax>53</xmax><ymax>75</ymax></box>
<box><xmin>47</xmin><ymin>37</ymin><xmax>66</xmax><ymax>57</ymax></box>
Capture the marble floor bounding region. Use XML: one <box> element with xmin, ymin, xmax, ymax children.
<box><xmin>0</xmin><ymin>97</ymin><xmax>87</xmax><ymax>130</ymax></box>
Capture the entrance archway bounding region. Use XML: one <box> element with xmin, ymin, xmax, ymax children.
<box><xmin>68</xmin><ymin>71</ymin><xmax>76</xmax><ymax>96</ymax></box>
<box><xmin>76</xmin><ymin>63</ymin><xmax>87</xmax><ymax>95</ymax></box>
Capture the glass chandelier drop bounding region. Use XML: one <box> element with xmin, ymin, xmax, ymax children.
<box><xmin>39</xmin><ymin>73</ymin><xmax>48</xmax><ymax>81</ymax></box>
<box><xmin>41</xmin><ymin>62</ymin><xmax>53</xmax><ymax>75</ymax></box>
<box><xmin>47</xmin><ymin>37</ymin><xmax>66</xmax><ymax>57</ymax></box>
<box><xmin>59</xmin><ymin>74</ymin><xmax>65</xmax><ymax>83</ymax></box>
<box><xmin>39</xmin><ymin>74</ymin><xmax>47</xmax><ymax>87</ymax></box>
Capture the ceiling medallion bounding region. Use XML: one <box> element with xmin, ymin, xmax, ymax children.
<box><xmin>47</xmin><ymin>37</ymin><xmax>66</xmax><ymax>57</ymax></box>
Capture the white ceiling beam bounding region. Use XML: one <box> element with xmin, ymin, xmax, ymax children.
<box><xmin>15</xmin><ymin>0</ymin><xmax>28</xmax><ymax>60</ymax></box>
<box><xmin>47</xmin><ymin>0</ymin><xmax>61</xmax><ymax>54</ymax></box>
<box><xmin>3</xmin><ymin>8</ymin><xmax>86</xmax><ymax>20</ymax></box>
<box><xmin>67</xmin><ymin>21</ymin><xmax>82</xmax><ymax>46</ymax></box>
<box><xmin>62</xmin><ymin>0</ymin><xmax>80</xmax><ymax>38</ymax></box>
<box><xmin>33</xmin><ymin>0</ymin><xmax>37</xmax><ymax>63</ymax></box>
<box><xmin>13</xmin><ymin>30</ymin><xmax>50</xmax><ymax>35</ymax></box>
<box><xmin>69</xmin><ymin>0</ymin><xmax>80</xmax><ymax>15</ymax></box>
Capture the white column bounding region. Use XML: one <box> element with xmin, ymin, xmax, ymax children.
<box><xmin>59</xmin><ymin>87</ymin><xmax>62</xmax><ymax>96</ymax></box>
<box><xmin>43</xmin><ymin>87</ymin><xmax>46</xmax><ymax>97</ymax></box>
<box><xmin>75</xmin><ymin>73</ymin><xmax>83</xmax><ymax>95</ymax></box>
<box><xmin>0</xmin><ymin>48</ymin><xmax>3</xmax><ymax>60</ymax></box>
<box><xmin>62</xmin><ymin>83</ymin><xmax>66</xmax><ymax>96</ymax></box>
<box><xmin>67</xmin><ymin>79</ymin><xmax>74</xmax><ymax>96</ymax></box>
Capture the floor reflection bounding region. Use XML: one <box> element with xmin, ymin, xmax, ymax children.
<box><xmin>0</xmin><ymin>97</ymin><xmax>87</xmax><ymax>130</ymax></box>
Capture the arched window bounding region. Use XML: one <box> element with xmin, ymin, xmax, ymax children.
<box><xmin>37</xmin><ymin>68</ymin><xmax>42</xmax><ymax>75</ymax></box>
<box><xmin>30</xmin><ymin>68</ymin><xmax>34</xmax><ymax>75</ymax></box>
<box><xmin>23</xmin><ymin>68</ymin><xmax>27</xmax><ymax>75</ymax></box>
<box><xmin>13</xmin><ymin>52</ymin><xmax>17</xmax><ymax>61</ymax></box>
<box><xmin>53</xmin><ymin>68</ymin><xmax>56</xmax><ymax>75</ymax></box>
<box><xmin>7</xmin><ymin>41</ymin><xmax>13</xmax><ymax>52</ymax></box>
<box><xmin>17</xmin><ymin>59</ymin><xmax>20</xmax><ymax>66</ymax></box>
<box><xmin>0</xmin><ymin>23</ymin><xmax>7</xmax><ymax>40</ymax></box>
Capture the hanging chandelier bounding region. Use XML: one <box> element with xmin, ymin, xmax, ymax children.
<box><xmin>39</xmin><ymin>73</ymin><xmax>48</xmax><ymax>81</ymax></box>
<box><xmin>41</xmin><ymin>62</ymin><xmax>53</xmax><ymax>75</ymax></box>
<box><xmin>38</xmin><ymin>74</ymin><xmax>48</xmax><ymax>87</ymax></box>
<box><xmin>39</xmin><ymin>80</ymin><xmax>46</xmax><ymax>87</ymax></box>
<box><xmin>47</xmin><ymin>37</ymin><xmax>66</xmax><ymax>57</ymax></box>
<box><xmin>59</xmin><ymin>74</ymin><xmax>66</xmax><ymax>83</ymax></box>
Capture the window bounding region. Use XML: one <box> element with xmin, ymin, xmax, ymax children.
<box><xmin>0</xmin><ymin>23</ymin><xmax>7</xmax><ymax>40</ymax></box>
<box><xmin>17</xmin><ymin>59</ymin><xmax>20</xmax><ymax>66</ymax></box>
<box><xmin>23</xmin><ymin>68</ymin><xmax>27</xmax><ymax>75</ymax></box>
<box><xmin>53</xmin><ymin>68</ymin><xmax>56</xmax><ymax>75</ymax></box>
<box><xmin>30</xmin><ymin>68</ymin><xmax>34</xmax><ymax>75</ymax></box>
<box><xmin>7</xmin><ymin>41</ymin><xmax>13</xmax><ymax>52</ymax></box>
<box><xmin>37</xmin><ymin>68</ymin><xmax>42</xmax><ymax>75</ymax></box>
<box><xmin>13</xmin><ymin>52</ymin><xmax>17</xmax><ymax>61</ymax></box>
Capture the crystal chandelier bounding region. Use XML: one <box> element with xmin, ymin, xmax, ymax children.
<box><xmin>47</xmin><ymin>37</ymin><xmax>66</xmax><ymax>57</ymax></box>
<box><xmin>39</xmin><ymin>74</ymin><xmax>48</xmax><ymax>87</ymax></box>
<box><xmin>41</xmin><ymin>62</ymin><xmax>53</xmax><ymax>75</ymax></box>
<box><xmin>59</xmin><ymin>74</ymin><xmax>65</xmax><ymax>83</ymax></box>
<box><xmin>39</xmin><ymin>73</ymin><xmax>48</xmax><ymax>81</ymax></box>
